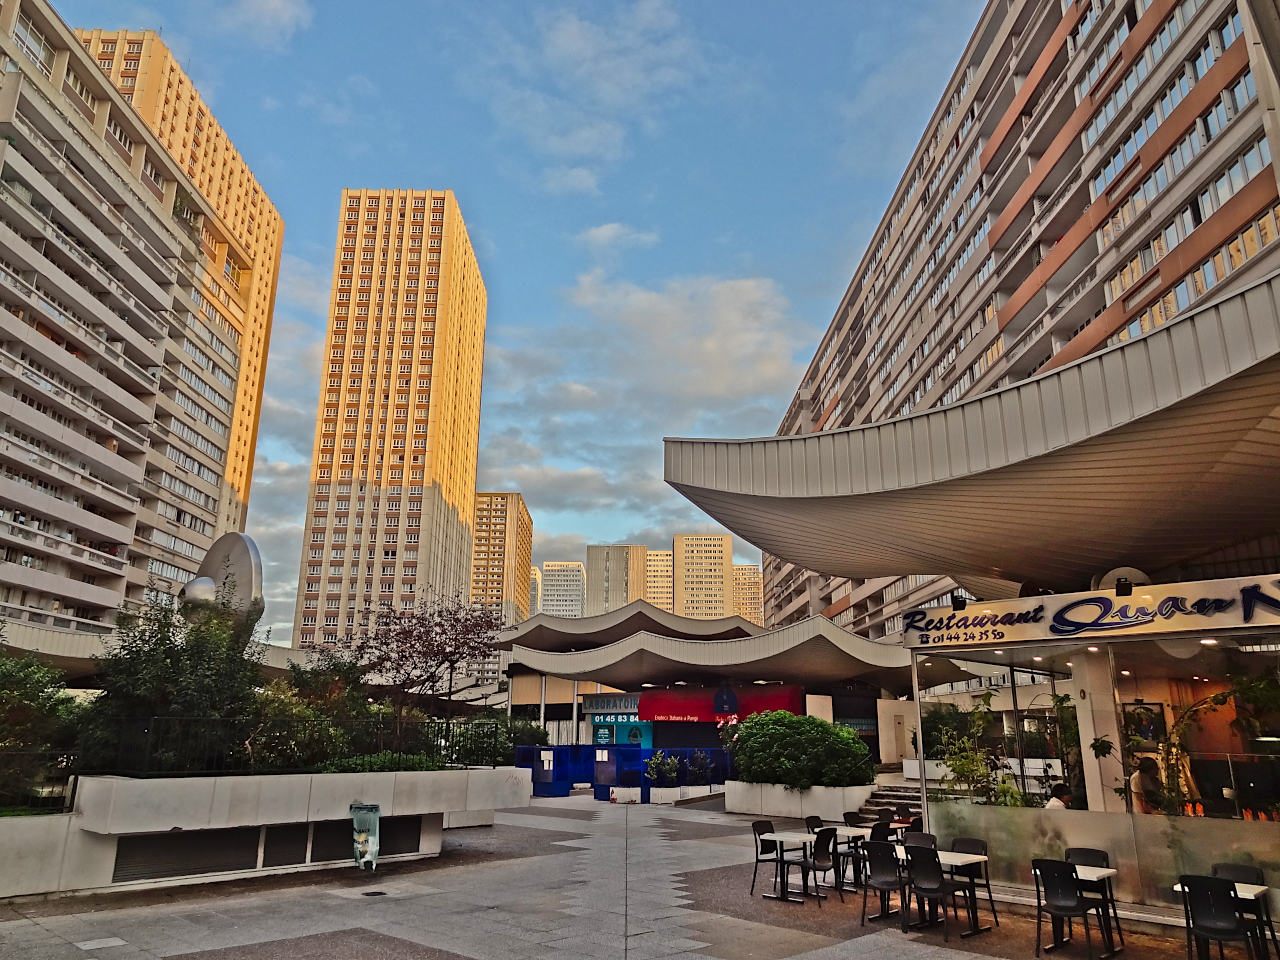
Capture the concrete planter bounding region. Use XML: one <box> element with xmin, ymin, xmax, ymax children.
<box><xmin>903</xmin><ymin>758</ymin><xmax>950</xmax><ymax>781</ymax></box>
<box><xmin>649</xmin><ymin>786</ymin><xmax>681</xmax><ymax>804</ymax></box>
<box><xmin>609</xmin><ymin>786</ymin><xmax>641</xmax><ymax>803</ymax></box>
<box><xmin>678</xmin><ymin>784</ymin><xmax>721</xmax><ymax>800</ymax></box>
<box><xmin>0</xmin><ymin>767</ymin><xmax>531</xmax><ymax>900</ymax></box>
<box><xmin>723</xmin><ymin>780</ymin><xmax>876</xmax><ymax>819</ymax></box>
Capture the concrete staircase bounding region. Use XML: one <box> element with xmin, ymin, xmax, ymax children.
<box><xmin>853</xmin><ymin>783</ymin><xmax>923</xmax><ymax>824</ymax></box>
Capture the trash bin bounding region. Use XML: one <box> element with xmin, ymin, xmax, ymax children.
<box><xmin>350</xmin><ymin>803</ymin><xmax>380</xmax><ymax>870</ymax></box>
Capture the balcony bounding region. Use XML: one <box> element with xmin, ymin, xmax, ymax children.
<box><xmin>0</xmin><ymin>514</ymin><xmax>126</xmax><ymax>574</ymax></box>
<box><xmin>0</xmin><ymin>259</ymin><xmax>160</xmax><ymax>392</ymax></box>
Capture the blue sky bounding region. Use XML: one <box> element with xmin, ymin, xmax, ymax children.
<box><xmin>57</xmin><ymin>0</ymin><xmax>984</xmax><ymax>637</ymax></box>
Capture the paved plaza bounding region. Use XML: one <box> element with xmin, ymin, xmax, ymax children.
<box><xmin>0</xmin><ymin>797</ymin><xmax>1186</xmax><ymax>960</ymax></box>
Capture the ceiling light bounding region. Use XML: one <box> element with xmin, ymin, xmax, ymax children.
<box><xmin>1066</xmin><ymin>662</ymin><xmax>1073</xmax><ymax>667</ymax></box>
<box><xmin>641</xmin><ymin>683</ymin><xmax>655</xmax><ymax>688</ymax></box>
<box><xmin>1257</xmin><ymin>736</ymin><xmax>1280</xmax><ymax>743</ymax></box>
<box><xmin>673</xmin><ymin>681</ymin><xmax>687</xmax><ymax>686</ymax></box>
<box><xmin>1193</xmin><ymin>676</ymin><xmax>1200</xmax><ymax>681</ymax></box>
<box><xmin>1087</xmin><ymin>646</ymin><xmax>1099</xmax><ymax>652</ymax></box>
<box><xmin>1120</xmin><ymin>670</ymin><xmax>1132</xmax><ymax>677</ymax></box>
<box><xmin>1033</xmin><ymin>656</ymin><xmax>1043</xmax><ymax>662</ymax></box>
<box><xmin>753</xmin><ymin>679</ymin><xmax>768</xmax><ymax>685</ymax></box>
<box><xmin>993</xmin><ymin>650</ymin><xmax>1004</xmax><ymax>655</ymax></box>
<box><xmin>1200</xmin><ymin>639</ymin><xmax>1219</xmax><ymax>646</ymax></box>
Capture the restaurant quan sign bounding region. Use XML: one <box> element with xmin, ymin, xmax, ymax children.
<box><xmin>902</xmin><ymin>575</ymin><xmax>1280</xmax><ymax>649</ymax></box>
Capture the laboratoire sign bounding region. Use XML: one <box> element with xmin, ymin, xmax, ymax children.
<box><xmin>902</xmin><ymin>574</ymin><xmax>1280</xmax><ymax>649</ymax></box>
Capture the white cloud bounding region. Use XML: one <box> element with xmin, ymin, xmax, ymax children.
<box><xmin>276</xmin><ymin>252</ymin><xmax>331</xmax><ymax>315</ymax></box>
<box><xmin>541</xmin><ymin>166</ymin><xmax>601</xmax><ymax>196</ymax></box>
<box><xmin>244</xmin><ymin>457</ymin><xmax>310</xmax><ymax>642</ymax></box>
<box><xmin>477</xmin><ymin>270</ymin><xmax>814</xmax><ymax>553</ymax></box>
<box><xmin>575</xmin><ymin>222</ymin><xmax>659</xmax><ymax>256</ymax></box>
<box><xmin>458</xmin><ymin>0</ymin><xmax>729</xmax><ymax>193</ymax></box>
<box><xmin>223</xmin><ymin>0</ymin><xmax>313</xmax><ymax>49</ymax></box>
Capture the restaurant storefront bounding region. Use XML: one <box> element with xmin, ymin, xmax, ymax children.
<box><xmin>905</xmin><ymin>574</ymin><xmax>1280</xmax><ymax>913</ymax></box>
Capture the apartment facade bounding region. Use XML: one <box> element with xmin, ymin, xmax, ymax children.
<box><xmin>764</xmin><ymin>0</ymin><xmax>1280</xmax><ymax>636</ymax></box>
<box><xmin>0</xmin><ymin>1</ymin><xmax>279</xmax><ymax>637</ymax></box>
<box><xmin>529</xmin><ymin>565</ymin><xmax>541</xmax><ymax>617</ymax></box>
<box><xmin>584</xmin><ymin>543</ymin><xmax>646</xmax><ymax>616</ymax></box>
<box><xmin>644</xmin><ymin>548</ymin><xmax>674</xmax><ymax>612</ymax></box>
<box><xmin>540</xmin><ymin>560</ymin><xmax>585</xmax><ymax>618</ymax></box>
<box><xmin>732</xmin><ymin>564</ymin><xmax>764</xmax><ymax>626</ymax></box>
<box><xmin>469</xmin><ymin>491</ymin><xmax>532</xmax><ymax>627</ymax></box>
<box><xmin>75</xmin><ymin>29</ymin><xmax>283</xmax><ymax>535</ymax></box>
<box><xmin>292</xmin><ymin>188</ymin><xmax>486</xmax><ymax>648</ymax></box>
<box><xmin>672</xmin><ymin>534</ymin><xmax>733</xmax><ymax>619</ymax></box>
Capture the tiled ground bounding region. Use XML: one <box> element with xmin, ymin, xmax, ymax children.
<box><xmin>0</xmin><ymin>797</ymin><xmax>1191</xmax><ymax>960</ymax></box>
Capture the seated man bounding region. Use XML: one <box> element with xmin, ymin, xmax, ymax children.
<box><xmin>1045</xmin><ymin>782</ymin><xmax>1071</xmax><ymax>809</ymax></box>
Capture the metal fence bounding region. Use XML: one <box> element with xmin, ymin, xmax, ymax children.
<box><xmin>75</xmin><ymin>716</ymin><xmax>504</xmax><ymax>778</ymax></box>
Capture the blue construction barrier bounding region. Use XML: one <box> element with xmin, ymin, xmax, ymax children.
<box><xmin>516</xmin><ymin>744</ymin><xmax>732</xmax><ymax>802</ymax></box>
<box><xmin>514</xmin><ymin>745</ymin><xmax>596</xmax><ymax>797</ymax></box>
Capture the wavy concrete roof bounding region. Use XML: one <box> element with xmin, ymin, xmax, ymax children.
<box><xmin>507</xmin><ymin>616</ymin><xmax>970</xmax><ymax>695</ymax></box>
<box><xmin>495</xmin><ymin>598</ymin><xmax>761</xmax><ymax>652</ymax></box>
<box><xmin>665</xmin><ymin>271</ymin><xmax>1280</xmax><ymax>592</ymax></box>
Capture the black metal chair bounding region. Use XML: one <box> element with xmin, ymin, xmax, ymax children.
<box><xmin>861</xmin><ymin>840</ymin><xmax>906</xmax><ymax>926</ymax></box>
<box><xmin>902</xmin><ymin>831</ymin><xmax>936</xmax><ymax>848</ymax></box>
<box><xmin>1213</xmin><ymin>863</ymin><xmax>1279</xmax><ymax>960</ymax></box>
<box><xmin>903</xmin><ymin>845</ymin><xmax>965</xmax><ymax>942</ymax></box>
<box><xmin>802</xmin><ymin>827</ymin><xmax>844</xmax><ymax>907</ymax></box>
<box><xmin>951</xmin><ymin>836</ymin><xmax>998</xmax><ymax>927</ymax></box>
<box><xmin>1066</xmin><ymin>847</ymin><xmax>1122</xmax><ymax>947</ymax></box>
<box><xmin>895</xmin><ymin>803</ymin><xmax>913</xmax><ymax>820</ymax></box>
<box><xmin>750</xmin><ymin>819</ymin><xmax>805</xmax><ymax>897</ymax></box>
<box><xmin>908</xmin><ymin>815</ymin><xmax>924</xmax><ymax>833</ymax></box>
<box><xmin>841</xmin><ymin>811</ymin><xmax>864</xmax><ymax>887</ymax></box>
<box><xmin>804</xmin><ymin>815</ymin><xmax>825</xmax><ymax>834</ymax></box>
<box><xmin>1033</xmin><ymin>858</ymin><xmax>1110</xmax><ymax>959</ymax></box>
<box><xmin>869</xmin><ymin>820</ymin><xmax>892</xmax><ymax>842</ymax></box>
<box><xmin>1180</xmin><ymin>874</ymin><xmax>1265</xmax><ymax>960</ymax></box>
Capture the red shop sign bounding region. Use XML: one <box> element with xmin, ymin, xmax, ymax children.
<box><xmin>638</xmin><ymin>683</ymin><xmax>804</xmax><ymax>722</ymax></box>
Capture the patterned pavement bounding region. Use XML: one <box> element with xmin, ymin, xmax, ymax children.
<box><xmin>0</xmin><ymin>797</ymin><xmax>1187</xmax><ymax>960</ymax></box>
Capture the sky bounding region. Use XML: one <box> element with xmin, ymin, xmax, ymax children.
<box><xmin>57</xmin><ymin>0</ymin><xmax>985</xmax><ymax>639</ymax></box>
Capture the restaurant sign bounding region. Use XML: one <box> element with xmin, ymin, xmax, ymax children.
<box><xmin>903</xmin><ymin>575</ymin><xmax>1280</xmax><ymax>649</ymax></box>
<box><xmin>638</xmin><ymin>683</ymin><xmax>804</xmax><ymax>722</ymax></box>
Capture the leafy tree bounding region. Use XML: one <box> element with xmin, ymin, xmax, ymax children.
<box><xmin>80</xmin><ymin>586</ymin><xmax>264</xmax><ymax>771</ymax></box>
<box><xmin>353</xmin><ymin>593</ymin><xmax>502</xmax><ymax>745</ymax></box>
<box><xmin>733</xmin><ymin>710</ymin><xmax>873</xmax><ymax>790</ymax></box>
<box><xmin>0</xmin><ymin>652</ymin><xmax>78</xmax><ymax>803</ymax></box>
<box><xmin>286</xmin><ymin>647</ymin><xmax>374</xmax><ymax>722</ymax></box>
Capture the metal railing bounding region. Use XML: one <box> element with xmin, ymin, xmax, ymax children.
<box><xmin>76</xmin><ymin>716</ymin><xmax>504</xmax><ymax>778</ymax></box>
<box><xmin>0</xmin><ymin>749</ymin><xmax>78</xmax><ymax>812</ymax></box>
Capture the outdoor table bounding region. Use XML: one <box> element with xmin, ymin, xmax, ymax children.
<box><xmin>1174</xmin><ymin>881</ymin><xmax>1274</xmax><ymax>959</ymax></box>
<box><xmin>1034</xmin><ymin>863</ymin><xmax>1120</xmax><ymax>958</ymax></box>
<box><xmin>759</xmin><ymin>831</ymin><xmax>818</xmax><ymax>903</ymax></box>
<box><xmin>895</xmin><ymin>845</ymin><xmax>992</xmax><ymax>937</ymax></box>
<box><xmin>835</xmin><ymin>825</ymin><xmax>873</xmax><ymax>840</ymax></box>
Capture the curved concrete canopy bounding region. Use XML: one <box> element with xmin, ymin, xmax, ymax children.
<box><xmin>665</xmin><ymin>271</ymin><xmax>1280</xmax><ymax>592</ymax></box>
<box><xmin>495</xmin><ymin>598</ymin><xmax>761</xmax><ymax>652</ymax></box>
<box><xmin>507</xmin><ymin>616</ymin><xmax>970</xmax><ymax>695</ymax></box>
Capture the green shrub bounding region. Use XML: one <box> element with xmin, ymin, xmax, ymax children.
<box><xmin>732</xmin><ymin>711</ymin><xmax>873</xmax><ymax>791</ymax></box>
<box><xmin>644</xmin><ymin>750</ymin><xmax>679</xmax><ymax>787</ymax></box>
<box><xmin>319</xmin><ymin>751</ymin><xmax>442</xmax><ymax>773</ymax></box>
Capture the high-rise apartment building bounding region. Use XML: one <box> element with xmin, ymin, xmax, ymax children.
<box><xmin>75</xmin><ymin>29</ymin><xmax>283</xmax><ymax>535</ymax></box>
<box><xmin>732</xmin><ymin>564</ymin><xmax>764</xmax><ymax>625</ymax></box>
<box><xmin>644</xmin><ymin>549</ymin><xmax>674</xmax><ymax>612</ymax></box>
<box><xmin>764</xmin><ymin>0</ymin><xmax>1280</xmax><ymax>636</ymax></box>
<box><xmin>292</xmin><ymin>188</ymin><xmax>486</xmax><ymax>648</ymax></box>
<box><xmin>528</xmin><ymin>565</ymin><xmax>541</xmax><ymax>616</ymax></box>
<box><xmin>585</xmin><ymin>544</ymin><xmax>646</xmax><ymax>616</ymax></box>
<box><xmin>540</xmin><ymin>561</ymin><xmax>585</xmax><ymax>618</ymax></box>
<box><xmin>672</xmin><ymin>534</ymin><xmax>733</xmax><ymax>619</ymax></box>
<box><xmin>0</xmin><ymin>1</ymin><xmax>280</xmax><ymax>637</ymax></box>
<box><xmin>470</xmin><ymin>492</ymin><xmax>532</xmax><ymax>626</ymax></box>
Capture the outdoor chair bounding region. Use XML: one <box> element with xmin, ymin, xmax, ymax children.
<box><xmin>751</xmin><ymin>819</ymin><xmax>805</xmax><ymax>897</ymax></box>
<box><xmin>908</xmin><ymin>815</ymin><xmax>924</xmax><ymax>833</ymax></box>
<box><xmin>801</xmin><ymin>827</ymin><xmax>844</xmax><ymax>907</ymax></box>
<box><xmin>1033</xmin><ymin>858</ymin><xmax>1110</xmax><ymax>959</ymax></box>
<box><xmin>1180</xmin><ymin>874</ymin><xmax>1265</xmax><ymax>960</ymax></box>
<box><xmin>804</xmin><ymin>815</ymin><xmax>825</xmax><ymax>834</ymax></box>
<box><xmin>895</xmin><ymin>803</ymin><xmax>913</xmax><ymax>820</ymax></box>
<box><xmin>903</xmin><ymin>845</ymin><xmax>965</xmax><ymax>942</ymax></box>
<box><xmin>1066</xmin><ymin>847</ymin><xmax>1122</xmax><ymax>946</ymax></box>
<box><xmin>1213</xmin><ymin>863</ymin><xmax>1279</xmax><ymax>958</ymax></box>
<box><xmin>861</xmin><ymin>840</ymin><xmax>906</xmax><ymax>926</ymax></box>
<box><xmin>869</xmin><ymin>821</ymin><xmax>892</xmax><ymax>842</ymax></box>
<box><xmin>952</xmin><ymin>837</ymin><xmax>998</xmax><ymax>926</ymax></box>
<box><xmin>902</xmin><ymin>831</ymin><xmax>936</xmax><ymax>848</ymax></box>
<box><xmin>841</xmin><ymin>811</ymin><xmax>865</xmax><ymax>887</ymax></box>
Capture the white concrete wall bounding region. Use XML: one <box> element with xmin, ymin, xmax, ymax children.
<box><xmin>0</xmin><ymin>767</ymin><xmax>529</xmax><ymax>900</ymax></box>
